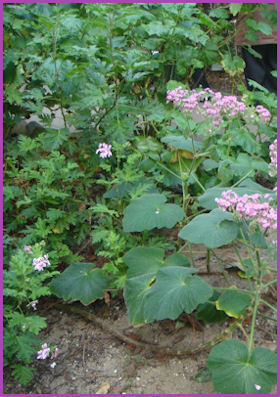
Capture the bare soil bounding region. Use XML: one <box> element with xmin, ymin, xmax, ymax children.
<box><xmin>4</xmin><ymin>240</ymin><xmax>277</xmax><ymax>395</ymax></box>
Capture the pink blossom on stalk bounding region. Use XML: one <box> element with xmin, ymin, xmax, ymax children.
<box><xmin>268</xmin><ymin>139</ymin><xmax>277</xmax><ymax>177</ymax></box>
<box><xmin>215</xmin><ymin>191</ymin><xmax>277</xmax><ymax>234</ymax></box>
<box><xmin>37</xmin><ymin>343</ymin><xmax>50</xmax><ymax>360</ymax></box>
<box><xmin>51</xmin><ymin>347</ymin><xmax>59</xmax><ymax>359</ymax></box>
<box><xmin>32</xmin><ymin>254</ymin><xmax>51</xmax><ymax>271</ymax></box>
<box><xmin>96</xmin><ymin>143</ymin><xmax>112</xmax><ymax>158</ymax></box>
<box><xmin>31</xmin><ymin>300</ymin><xmax>38</xmax><ymax>311</ymax></box>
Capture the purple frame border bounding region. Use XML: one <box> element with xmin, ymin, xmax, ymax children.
<box><xmin>1</xmin><ymin>0</ymin><xmax>279</xmax><ymax>396</ymax></box>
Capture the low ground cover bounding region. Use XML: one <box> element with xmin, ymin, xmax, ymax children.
<box><xmin>3</xmin><ymin>3</ymin><xmax>277</xmax><ymax>394</ymax></box>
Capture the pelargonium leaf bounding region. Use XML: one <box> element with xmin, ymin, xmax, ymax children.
<box><xmin>122</xmin><ymin>193</ymin><xmax>184</xmax><ymax>232</ymax></box>
<box><xmin>179</xmin><ymin>208</ymin><xmax>239</xmax><ymax>248</ymax></box>
<box><xmin>207</xmin><ymin>340</ymin><xmax>277</xmax><ymax>394</ymax></box>
<box><xmin>50</xmin><ymin>262</ymin><xmax>109</xmax><ymax>305</ymax></box>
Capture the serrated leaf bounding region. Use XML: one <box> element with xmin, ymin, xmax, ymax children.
<box><xmin>179</xmin><ymin>208</ymin><xmax>239</xmax><ymax>248</ymax></box>
<box><xmin>207</xmin><ymin>340</ymin><xmax>277</xmax><ymax>394</ymax></box>
<box><xmin>16</xmin><ymin>334</ymin><xmax>40</xmax><ymax>363</ymax></box>
<box><xmin>122</xmin><ymin>194</ymin><xmax>184</xmax><ymax>232</ymax></box>
<box><xmin>11</xmin><ymin>364</ymin><xmax>34</xmax><ymax>385</ymax></box>
<box><xmin>50</xmin><ymin>263</ymin><xmax>109</xmax><ymax>305</ymax></box>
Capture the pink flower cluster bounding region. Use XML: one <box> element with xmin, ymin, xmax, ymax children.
<box><xmin>37</xmin><ymin>343</ymin><xmax>59</xmax><ymax>360</ymax></box>
<box><xmin>96</xmin><ymin>143</ymin><xmax>112</xmax><ymax>158</ymax></box>
<box><xmin>166</xmin><ymin>87</ymin><xmax>271</xmax><ymax>131</ymax></box>
<box><xmin>255</xmin><ymin>105</ymin><xmax>271</xmax><ymax>123</ymax></box>
<box><xmin>268</xmin><ymin>139</ymin><xmax>277</xmax><ymax>177</ymax></box>
<box><xmin>32</xmin><ymin>254</ymin><xmax>50</xmax><ymax>271</ymax></box>
<box><xmin>215</xmin><ymin>190</ymin><xmax>277</xmax><ymax>232</ymax></box>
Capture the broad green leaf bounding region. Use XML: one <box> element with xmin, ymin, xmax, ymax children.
<box><xmin>122</xmin><ymin>194</ymin><xmax>184</xmax><ymax>232</ymax></box>
<box><xmin>135</xmin><ymin>136</ymin><xmax>162</xmax><ymax>153</ymax></box>
<box><xmin>161</xmin><ymin>135</ymin><xmax>202</xmax><ymax>153</ymax></box>
<box><xmin>123</xmin><ymin>247</ymin><xmax>190</xmax><ymax>278</ymax></box>
<box><xmin>124</xmin><ymin>247</ymin><xmax>164</xmax><ymax>278</ymax></box>
<box><xmin>216</xmin><ymin>288</ymin><xmax>252</xmax><ymax>318</ymax></box>
<box><xmin>179</xmin><ymin>208</ymin><xmax>239</xmax><ymax>248</ymax></box>
<box><xmin>50</xmin><ymin>263</ymin><xmax>109</xmax><ymax>305</ymax></box>
<box><xmin>144</xmin><ymin>267</ymin><xmax>213</xmax><ymax>322</ymax></box>
<box><xmin>124</xmin><ymin>273</ymin><xmax>155</xmax><ymax>325</ymax></box>
<box><xmin>207</xmin><ymin>340</ymin><xmax>277</xmax><ymax>394</ymax></box>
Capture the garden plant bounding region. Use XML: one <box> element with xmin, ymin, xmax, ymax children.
<box><xmin>3</xmin><ymin>2</ymin><xmax>277</xmax><ymax>394</ymax></box>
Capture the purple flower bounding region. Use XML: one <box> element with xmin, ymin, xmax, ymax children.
<box><xmin>96</xmin><ymin>143</ymin><xmax>112</xmax><ymax>158</ymax></box>
<box><xmin>37</xmin><ymin>343</ymin><xmax>50</xmax><ymax>360</ymax></box>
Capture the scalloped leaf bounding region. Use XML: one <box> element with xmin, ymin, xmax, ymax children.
<box><xmin>50</xmin><ymin>262</ymin><xmax>109</xmax><ymax>305</ymax></box>
<box><xmin>207</xmin><ymin>340</ymin><xmax>277</xmax><ymax>394</ymax></box>
<box><xmin>179</xmin><ymin>208</ymin><xmax>239</xmax><ymax>248</ymax></box>
<box><xmin>122</xmin><ymin>193</ymin><xmax>184</xmax><ymax>232</ymax></box>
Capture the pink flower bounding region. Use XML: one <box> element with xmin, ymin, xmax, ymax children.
<box><xmin>37</xmin><ymin>343</ymin><xmax>50</xmax><ymax>360</ymax></box>
<box><xmin>96</xmin><ymin>143</ymin><xmax>112</xmax><ymax>158</ymax></box>
<box><xmin>32</xmin><ymin>254</ymin><xmax>51</xmax><ymax>271</ymax></box>
<box><xmin>31</xmin><ymin>300</ymin><xmax>38</xmax><ymax>311</ymax></box>
<box><xmin>51</xmin><ymin>347</ymin><xmax>59</xmax><ymax>359</ymax></box>
<box><xmin>23</xmin><ymin>246</ymin><xmax>32</xmax><ymax>254</ymax></box>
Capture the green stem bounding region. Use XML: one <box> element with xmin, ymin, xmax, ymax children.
<box><xmin>190</xmin><ymin>171</ymin><xmax>206</xmax><ymax>192</ymax></box>
<box><xmin>231</xmin><ymin>169</ymin><xmax>254</xmax><ymax>188</ymax></box>
<box><xmin>259</xmin><ymin>298</ymin><xmax>277</xmax><ymax>313</ymax></box>
<box><xmin>206</xmin><ymin>249</ymin><xmax>210</xmax><ymax>273</ymax></box>
<box><xmin>248</xmin><ymin>293</ymin><xmax>259</xmax><ymax>357</ymax></box>
<box><xmin>262</xmin><ymin>279</ymin><xmax>277</xmax><ymax>289</ymax></box>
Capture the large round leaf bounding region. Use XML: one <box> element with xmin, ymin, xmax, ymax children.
<box><xmin>143</xmin><ymin>266</ymin><xmax>213</xmax><ymax>322</ymax></box>
<box><xmin>50</xmin><ymin>263</ymin><xmax>109</xmax><ymax>305</ymax></box>
<box><xmin>161</xmin><ymin>135</ymin><xmax>202</xmax><ymax>153</ymax></box>
<box><xmin>122</xmin><ymin>194</ymin><xmax>184</xmax><ymax>232</ymax></box>
<box><xmin>123</xmin><ymin>246</ymin><xmax>189</xmax><ymax>278</ymax></box>
<box><xmin>207</xmin><ymin>340</ymin><xmax>277</xmax><ymax>394</ymax></box>
<box><xmin>179</xmin><ymin>208</ymin><xmax>239</xmax><ymax>248</ymax></box>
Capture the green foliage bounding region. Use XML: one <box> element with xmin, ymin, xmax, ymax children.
<box><xmin>207</xmin><ymin>340</ymin><xmax>277</xmax><ymax>394</ymax></box>
<box><xmin>123</xmin><ymin>194</ymin><xmax>184</xmax><ymax>232</ymax></box>
<box><xmin>179</xmin><ymin>208</ymin><xmax>239</xmax><ymax>249</ymax></box>
<box><xmin>3</xmin><ymin>3</ymin><xmax>277</xmax><ymax>393</ymax></box>
<box><xmin>3</xmin><ymin>243</ymin><xmax>59</xmax><ymax>385</ymax></box>
<box><xmin>50</xmin><ymin>263</ymin><xmax>110</xmax><ymax>305</ymax></box>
